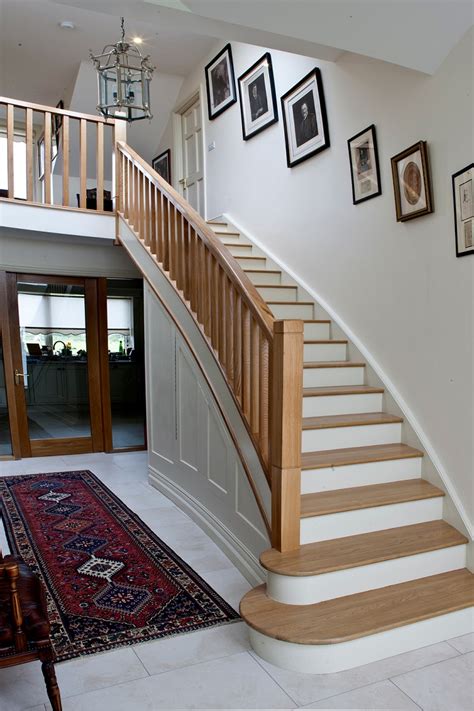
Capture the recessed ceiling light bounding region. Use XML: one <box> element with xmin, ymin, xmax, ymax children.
<box><xmin>132</xmin><ymin>36</ymin><xmax>143</xmax><ymax>45</ymax></box>
<box><xmin>59</xmin><ymin>20</ymin><xmax>76</xmax><ymax>30</ymax></box>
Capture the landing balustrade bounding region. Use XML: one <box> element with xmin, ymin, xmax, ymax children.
<box><xmin>0</xmin><ymin>97</ymin><xmax>304</xmax><ymax>553</ymax></box>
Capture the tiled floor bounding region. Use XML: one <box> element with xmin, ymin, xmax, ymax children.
<box><xmin>0</xmin><ymin>452</ymin><xmax>472</xmax><ymax>710</ymax></box>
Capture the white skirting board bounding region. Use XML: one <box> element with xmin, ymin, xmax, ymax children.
<box><xmin>247</xmin><ymin>606</ymin><xmax>474</xmax><ymax>674</ymax></box>
<box><xmin>148</xmin><ymin>464</ymin><xmax>266</xmax><ymax>587</ymax></box>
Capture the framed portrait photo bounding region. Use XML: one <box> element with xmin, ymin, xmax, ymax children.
<box><xmin>391</xmin><ymin>140</ymin><xmax>433</xmax><ymax>222</ymax></box>
<box><xmin>281</xmin><ymin>68</ymin><xmax>330</xmax><ymax>168</ymax></box>
<box><xmin>238</xmin><ymin>52</ymin><xmax>278</xmax><ymax>140</ymax></box>
<box><xmin>347</xmin><ymin>124</ymin><xmax>381</xmax><ymax>204</ymax></box>
<box><xmin>452</xmin><ymin>163</ymin><xmax>474</xmax><ymax>257</ymax></box>
<box><xmin>205</xmin><ymin>44</ymin><xmax>237</xmax><ymax>121</ymax></box>
<box><xmin>152</xmin><ymin>149</ymin><xmax>171</xmax><ymax>184</ymax></box>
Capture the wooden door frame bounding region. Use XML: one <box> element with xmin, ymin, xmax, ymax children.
<box><xmin>5</xmin><ymin>272</ymin><xmax>104</xmax><ymax>458</ymax></box>
<box><xmin>0</xmin><ymin>271</ymin><xmax>23</xmax><ymax>458</ymax></box>
<box><xmin>172</xmin><ymin>88</ymin><xmax>207</xmax><ymax>217</ymax></box>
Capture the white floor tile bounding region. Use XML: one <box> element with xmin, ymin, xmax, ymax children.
<box><xmin>58</xmin><ymin>652</ymin><xmax>295</xmax><ymax>710</ymax></box>
<box><xmin>391</xmin><ymin>651</ymin><xmax>474</xmax><ymax>711</ymax></box>
<box><xmin>302</xmin><ymin>679</ymin><xmax>420</xmax><ymax>709</ymax></box>
<box><xmin>202</xmin><ymin>567</ymin><xmax>252</xmax><ymax>610</ymax></box>
<box><xmin>55</xmin><ymin>647</ymin><xmax>148</xmax><ymax>698</ymax></box>
<box><xmin>0</xmin><ymin>660</ymin><xmax>49</xmax><ymax>710</ymax></box>
<box><xmin>133</xmin><ymin>620</ymin><xmax>250</xmax><ymax>675</ymax></box>
<box><xmin>447</xmin><ymin>632</ymin><xmax>474</xmax><ymax>654</ymax></box>
<box><xmin>250</xmin><ymin>641</ymin><xmax>460</xmax><ymax>707</ymax></box>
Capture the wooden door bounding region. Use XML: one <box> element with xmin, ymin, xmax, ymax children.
<box><xmin>180</xmin><ymin>98</ymin><xmax>204</xmax><ymax>214</ymax></box>
<box><xmin>6</xmin><ymin>273</ymin><xmax>104</xmax><ymax>457</ymax></box>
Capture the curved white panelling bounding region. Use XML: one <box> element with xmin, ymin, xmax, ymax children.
<box><xmin>225</xmin><ymin>212</ymin><xmax>473</xmax><ymax>541</ymax></box>
<box><xmin>247</xmin><ymin>607</ymin><xmax>474</xmax><ymax>674</ymax></box>
<box><xmin>266</xmin><ymin>545</ymin><xmax>467</xmax><ymax>605</ymax></box>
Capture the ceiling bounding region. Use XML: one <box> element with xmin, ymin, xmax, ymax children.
<box><xmin>0</xmin><ymin>0</ymin><xmax>216</xmax><ymax>106</ymax></box>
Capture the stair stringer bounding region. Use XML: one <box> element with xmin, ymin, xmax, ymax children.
<box><xmin>222</xmin><ymin>212</ymin><xmax>473</xmax><ymax>555</ymax></box>
<box><xmin>118</xmin><ymin>218</ymin><xmax>271</xmax><ymax>586</ymax></box>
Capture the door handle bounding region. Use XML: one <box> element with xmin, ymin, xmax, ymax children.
<box><xmin>14</xmin><ymin>369</ymin><xmax>25</xmax><ymax>385</ymax></box>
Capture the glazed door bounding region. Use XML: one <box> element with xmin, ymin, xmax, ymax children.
<box><xmin>180</xmin><ymin>97</ymin><xmax>204</xmax><ymax>214</ymax></box>
<box><xmin>7</xmin><ymin>274</ymin><xmax>104</xmax><ymax>457</ymax></box>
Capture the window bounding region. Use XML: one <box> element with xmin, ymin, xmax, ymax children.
<box><xmin>0</xmin><ymin>129</ymin><xmax>27</xmax><ymax>199</ymax></box>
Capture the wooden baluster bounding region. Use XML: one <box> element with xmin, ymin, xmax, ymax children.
<box><xmin>169</xmin><ymin>204</ymin><xmax>176</xmax><ymax>281</ymax></box>
<box><xmin>162</xmin><ymin>197</ymin><xmax>170</xmax><ymax>271</ymax></box>
<box><xmin>4</xmin><ymin>561</ymin><xmax>27</xmax><ymax>652</ymax></box>
<box><xmin>123</xmin><ymin>153</ymin><xmax>129</xmax><ymax>220</ymax></box>
<box><xmin>259</xmin><ymin>336</ymin><xmax>270</xmax><ymax>464</ymax></box>
<box><xmin>175</xmin><ymin>210</ymin><xmax>183</xmax><ymax>291</ymax></box>
<box><xmin>26</xmin><ymin>108</ymin><xmax>34</xmax><ymax>202</ymax></box>
<box><xmin>134</xmin><ymin>166</ymin><xmax>140</xmax><ymax>232</ymax></box>
<box><xmin>196</xmin><ymin>239</ymin><xmax>204</xmax><ymax>324</ymax></box>
<box><xmin>139</xmin><ymin>171</ymin><xmax>146</xmax><ymax>240</ymax></box>
<box><xmin>270</xmin><ymin>320</ymin><xmax>304</xmax><ymax>552</ymax></box>
<box><xmin>250</xmin><ymin>318</ymin><xmax>260</xmax><ymax>437</ymax></box>
<box><xmin>226</xmin><ymin>280</ymin><xmax>234</xmax><ymax>386</ymax></box>
<box><xmin>181</xmin><ymin>219</ymin><xmax>189</xmax><ymax>300</ymax></box>
<box><xmin>211</xmin><ymin>256</ymin><xmax>219</xmax><ymax>351</ymax></box>
<box><xmin>144</xmin><ymin>177</ymin><xmax>151</xmax><ymax>247</ymax></box>
<box><xmin>203</xmin><ymin>248</ymin><xmax>212</xmax><ymax>337</ymax></box>
<box><xmin>96</xmin><ymin>122</ymin><xmax>104</xmax><ymax>211</ymax></box>
<box><xmin>79</xmin><ymin>117</ymin><xmax>86</xmax><ymax>208</ymax></box>
<box><xmin>218</xmin><ymin>267</ymin><xmax>227</xmax><ymax>369</ymax></box>
<box><xmin>149</xmin><ymin>185</ymin><xmax>156</xmax><ymax>254</ymax></box>
<box><xmin>241</xmin><ymin>304</ymin><xmax>251</xmax><ymax>422</ymax></box>
<box><xmin>6</xmin><ymin>104</ymin><xmax>14</xmax><ymax>198</ymax></box>
<box><xmin>190</xmin><ymin>228</ymin><xmax>199</xmax><ymax>313</ymax></box>
<box><xmin>62</xmin><ymin>115</ymin><xmax>69</xmax><ymax>206</ymax></box>
<box><xmin>44</xmin><ymin>111</ymin><xmax>52</xmax><ymax>205</ymax></box>
<box><xmin>156</xmin><ymin>188</ymin><xmax>163</xmax><ymax>262</ymax></box>
<box><xmin>233</xmin><ymin>292</ymin><xmax>242</xmax><ymax>403</ymax></box>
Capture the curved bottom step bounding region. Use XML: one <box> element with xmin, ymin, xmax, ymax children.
<box><xmin>240</xmin><ymin>570</ymin><xmax>474</xmax><ymax>674</ymax></box>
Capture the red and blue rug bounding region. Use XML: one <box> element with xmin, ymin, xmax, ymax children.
<box><xmin>0</xmin><ymin>470</ymin><xmax>239</xmax><ymax>661</ymax></box>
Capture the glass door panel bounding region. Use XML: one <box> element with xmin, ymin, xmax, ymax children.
<box><xmin>17</xmin><ymin>280</ymin><xmax>92</xmax><ymax>442</ymax></box>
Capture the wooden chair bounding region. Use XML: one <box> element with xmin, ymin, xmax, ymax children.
<box><xmin>0</xmin><ymin>550</ymin><xmax>62</xmax><ymax>710</ymax></box>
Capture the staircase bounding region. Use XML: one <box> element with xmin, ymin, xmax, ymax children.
<box><xmin>206</xmin><ymin>219</ymin><xmax>474</xmax><ymax>674</ymax></box>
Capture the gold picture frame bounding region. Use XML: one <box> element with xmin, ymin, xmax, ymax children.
<box><xmin>391</xmin><ymin>140</ymin><xmax>433</xmax><ymax>222</ymax></box>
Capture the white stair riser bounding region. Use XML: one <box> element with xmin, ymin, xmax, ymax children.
<box><xmin>302</xmin><ymin>422</ymin><xmax>402</xmax><ymax>452</ymax></box>
<box><xmin>207</xmin><ymin>223</ymin><xmax>230</xmax><ymax>232</ymax></box>
<box><xmin>236</xmin><ymin>257</ymin><xmax>266</xmax><ymax>269</ymax></box>
<box><xmin>304</xmin><ymin>342</ymin><xmax>347</xmax><ymax>361</ymax></box>
<box><xmin>303</xmin><ymin>392</ymin><xmax>383</xmax><ymax>417</ymax></box>
<box><xmin>220</xmin><ymin>235</ymin><xmax>243</xmax><ymax>245</ymax></box>
<box><xmin>266</xmin><ymin>544</ymin><xmax>467</xmax><ymax>605</ymax></box>
<box><xmin>270</xmin><ymin>303</ymin><xmax>314</xmax><ymax>319</ymax></box>
<box><xmin>247</xmin><ymin>607</ymin><xmax>474</xmax><ymax>674</ymax></box>
<box><xmin>228</xmin><ymin>244</ymin><xmax>254</xmax><ymax>256</ymax></box>
<box><xmin>301</xmin><ymin>456</ymin><xmax>422</xmax><ymax>493</ymax></box>
<box><xmin>256</xmin><ymin>286</ymin><xmax>298</xmax><ymax>302</ymax></box>
<box><xmin>300</xmin><ymin>496</ymin><xmax>443</xmax><ymax>543</ymax></box>
<box><xmin>245</xmin><ymin>271</ymin><xmax>281</xmax><ymax>285</ymax></box>
<box><xmin>304</xmin><ymin>322</ymin><xmax>331</xmax><ymax>339</ymax></box>
<box><xmin>303</xmin><ymin>366</ymin><xmax>365</xmax><ymax>387</ymax></box>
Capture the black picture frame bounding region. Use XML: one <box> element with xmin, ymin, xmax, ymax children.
<box><xmin>152</xmin><ymin>149</ymin><xmax>171</xmax><ymax>185</ymax></box>
<box><xmin>347</xmin><ymin>124</ymin><xmax>382</xmax><ymax>205</ymax></box>
<box><xmin>452</xmin><ymin>163</ymin><xmax>474</xmax><ymax>258</ymax></box>
<box><xmin>237</xmin><ymin>52</ymin><xmax>278</xmax><ymax>141</ymax></box>
<box><xmin>280</xmin><ymin>68</ymin><xmax>330</xmax><ymax>168</ymax></box>
<box><xmin>204</xmin><ymin>43</ymin><xmax>237</xmax><ymax>121</ymax></box>
<box><xmin>391</xmin><ymin>141</ymin><xmax>433</xmax><ymax>222</ymax></box>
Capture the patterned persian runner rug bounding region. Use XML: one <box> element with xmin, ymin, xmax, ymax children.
<box><xmin>0</xmin><ymin>470</ymin><xmax>239</xmax><ymax>661</ymax></box>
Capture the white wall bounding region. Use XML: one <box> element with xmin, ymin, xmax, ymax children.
<box><xmin>158</xmin><ymin>31</ymin><xmax>474</xmax><ymax>526</ymax></box>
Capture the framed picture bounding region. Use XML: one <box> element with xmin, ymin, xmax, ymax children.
<box><xmin>237</xmin><ymin>52</ymin><xmax>278</xmax><ymax>140</ymax></box>
<box><xmin>391</xmin><ymin>140</ymin><xmax>433</xmax><ymax>221</ymax></box>
<box><xmin>152</xmin><ymin>149</ymin><xmax>171</xmax><ymax>184</ymax></box>
<box><xmin>53</xmin><ymin>100</ymin><xmax>64</xmax><ymax>149</ymax></box>
<box><xmin>347</xmin><ymin>124</ymin><xmax>381</xmax><ymax>204</ymax></box>
<box><xmin>452</xmin><ymin>163</ymin><xmax>474</xmax><ymax>257</ymax></box>
<box><xmin>205</xmin><ymin>44</ymin><xmax>237</xmax><ymax>120</ymax></box>
<box><xmin>281</xmin><ymin>68</ymin><xmax>330</xmax><ymax>168</ymax></box>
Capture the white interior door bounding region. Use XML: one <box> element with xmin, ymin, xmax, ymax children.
<box><xmin>181</xmin><ymin>98</ymin><xmax>204</xmax><ymax>215</ymax></box>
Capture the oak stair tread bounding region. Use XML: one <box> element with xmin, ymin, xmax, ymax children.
<box><xmin>254</xmin><ymin>284</ymin><xmax>296</xmax><ymax>288</ymax></box>
<box><xmin>304</xmin><ymin>339</ymin><xmax>347</xmax><ymax>344</ymax></box>
<box><xmin>260</xmin><ymin>521</ymin><xmax>467</xmax><ymax>576</ymax></box>
<box><xmin>303</xmin><ymin>385</ymin><xmax>384</xmax><ymax>397</ymax></box>
<box><xmin>302</xmin><ymin>412</ymin><xmax>403</xmax><ymax>430</ymax></box>
<box><xmin>244</xmin><ymin>269</ymin><xmax>281</xmax><ymax>274</ymax></box>
<box><xmin>300</xmin><ymin>479</ymin><xmax>444</xmax><ymax>518</ymax></box>
<box><xmin>267</xmin><ymin>300</ymin><xmax>314</xmax><ymax>306</ymax></box>
<box><xmin>239</xmin><ymin>569</ymin><xmax>474</xmax><ymax>645</ymax></box>
<box><xmin>214</xmin><ymin>231</ymin><xmax>240</xmax><ymax>236</ymax></box>
<box><xmin>304</xmin><ymin>360</ymin><xmax>365</xmax><ymax>369</ymax></box>
<box><xmin>302</xmin><ymin>442</ymin><xmax>423</xmax><ymax>469</ymax></box>
<box><xmin>304</xmin><ymin>319</ymin><xmax>331</xmax><ymax>324</ymax></box>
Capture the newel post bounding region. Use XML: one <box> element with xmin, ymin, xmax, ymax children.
<box><xmin>270</xmin><ymin>319</ymin><xmax>304</xmax><ymax>552</ymax></box>
<box><xmin>113</xmin><ymin>120</ymin><xmax>127</xmax><ymax>244</ymax></box>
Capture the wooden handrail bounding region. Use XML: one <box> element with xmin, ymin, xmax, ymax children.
<box><xmin>0</xmin><ymin>96</ymin><xmax>115</xmax><ymax>124</ymax></box>
<box><xmin>117</xmin><ymin>141</ymin><xmax>304</xmax><ymax>551</ymax></box>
